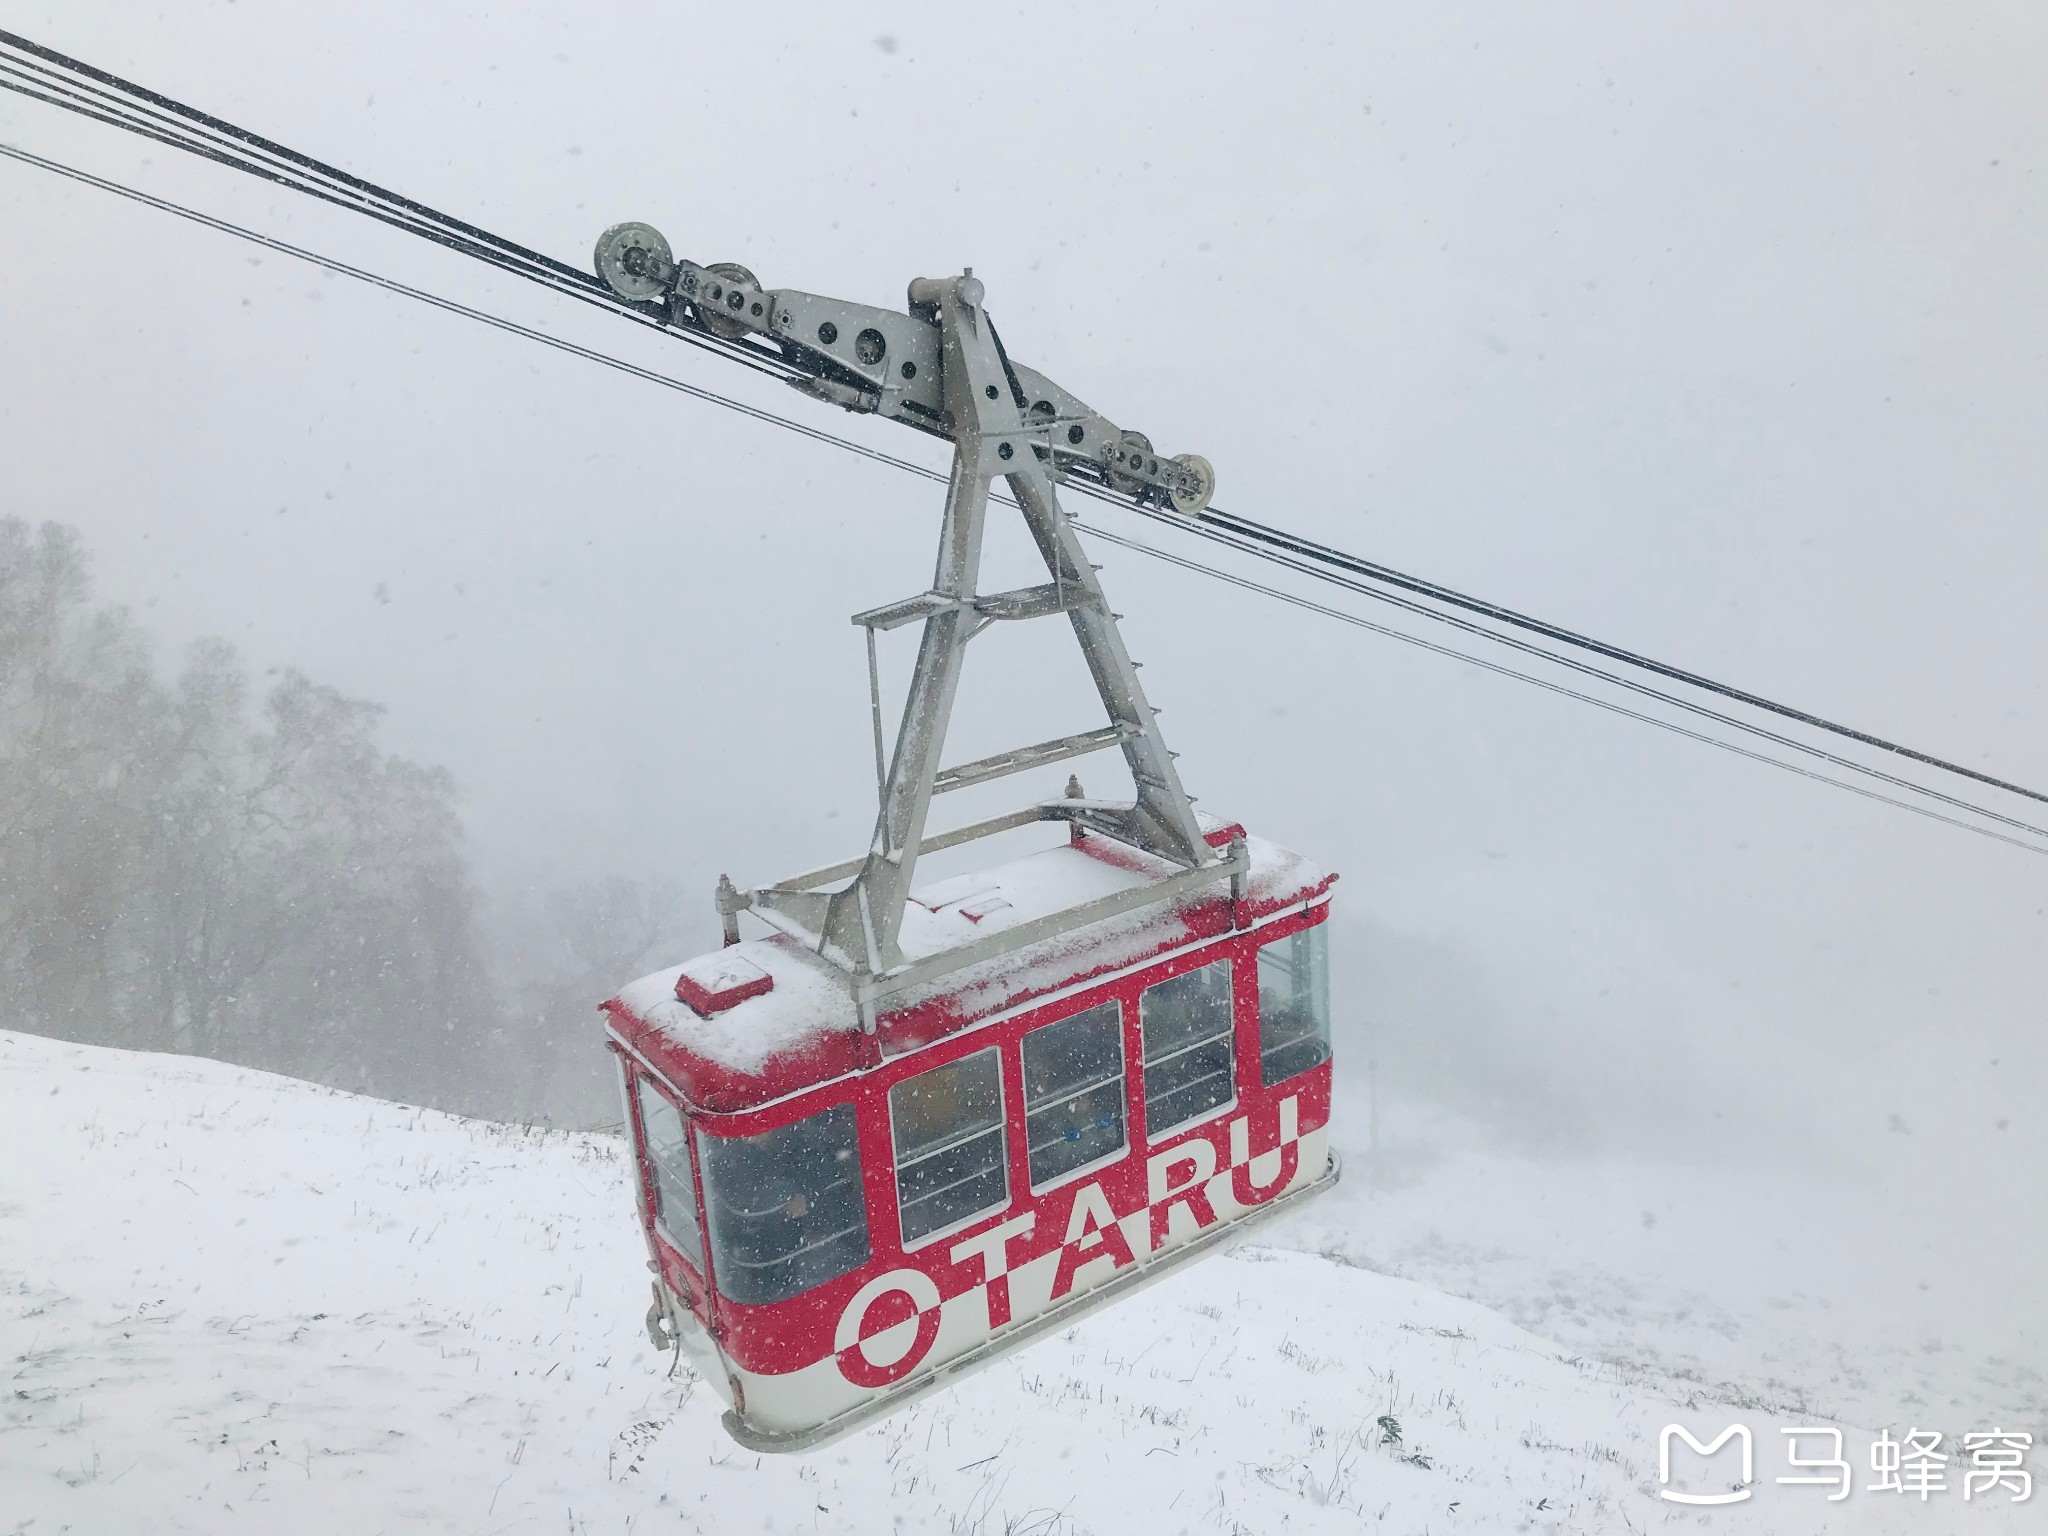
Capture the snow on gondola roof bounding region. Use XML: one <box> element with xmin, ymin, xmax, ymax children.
<box><xmin>605</xmin><ymin>821</ymin><xmax>1333</xmax><ymax>1114</ymax></box>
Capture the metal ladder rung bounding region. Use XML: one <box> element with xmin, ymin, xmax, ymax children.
<box><xmin>933</xmin><ymin>725</ymin><xmax>1129</xmax><ymax>795</ymax></box>
<box><xmin>972</xmin><ymin>581</ymin><xmax>1093</xmax><ymax>622</ymax></box>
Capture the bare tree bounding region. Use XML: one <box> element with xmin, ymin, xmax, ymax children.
<box><xmin>0</xmin><ymin>521</ymin><xmax>159</xmax><ymax>1039</ymax></box>
<box><xmin>0</xmin><ymin>516</ymin><xmax>499</xmax><ymax>1113</ymax></box>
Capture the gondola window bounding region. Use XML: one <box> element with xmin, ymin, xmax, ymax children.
<box><xmin>1140</xmin><ymin>960</ymin><xmax>1236</xmax><ymax>1135</ymax></box>
<box><xmin>1257</xmin><ymin>926</ymin><xmax>1332</xmax><ymax>1085</ymax></box>
<box><xmin>1021</xmin><ymin>1002</ymin><xmax>1126</xmax><ymax>1187</ymax></box>
<box><xmin>635</xmin><ymin>1075</ymin><xmax>704</xmax><ymax>1264</ymax></box>
<box><xmin>890</xmin><ymin>1048</ymin><xmax>1008</xmax><ymax>1244</ymax></box>
<box><xmin>697</xmin><ymin>1103</ymin><xmax>870</xmax><ymax>1305</ymax></box>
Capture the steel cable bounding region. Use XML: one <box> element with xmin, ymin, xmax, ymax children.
<box><xmin>1072</xmin><ymin>522</ymin><xmax>2048</xmax><ymax>856</ymax></box>
<box><xmin>2</xmin><ymin>73</ymin><xmax>2042</xmax><ymax>855</ymax></box>
<box><xmin>0</xmin><ymin>31</ymin><xmax>806</xmax><ymax>383</ymax></box>
<box><xmin>0</xmin><ymin>144</ymin><xmax>943</xmax><ymax>475</ymax></box>
<box><xmin>1133</xmin><ymin>499</ymin><xmax>2048</xmax><ymax>810</ymax></box>
<box><xmin>7</xmin><ymin>24</ymin><xmax>2041</xmax><ymax>817</ymax></box>
<box><xmin>1084</xmin><ymin>503</ymin><xmax>2048</xmax><ymax>843</ymax></box>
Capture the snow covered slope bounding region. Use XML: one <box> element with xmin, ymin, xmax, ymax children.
<box><xmin>0</xmin><ymin>1030</ymin><xmax>2028</xmax><ymax>1534</ymax></box>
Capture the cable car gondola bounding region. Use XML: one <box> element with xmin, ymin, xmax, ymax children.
<box><xmin>591</xmin><ymin>242</ymin><xmax>1342</xmax><ymax>1449</ymax></box>
<box><xmin>607</xmin><ymin>800</ymin><xmax>1336</xmax><ymax>1451</ymax></box>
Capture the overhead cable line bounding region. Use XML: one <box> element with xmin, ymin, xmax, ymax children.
<box><xmin>7</xmin><ymin>140</ymin><xmax>2042</xmax><ymax>856</ymax></box>
<box><xmin>1093</xmin><ymin>498</ymin><xmax>2048</xmax><ymax>843</ymax></box>
<box><xmin>0</xmin><ymin>142</ymin><xmax>935</xmax><ymax>475</ymax></box>
<box><xmin>10</xmin><ymin>25</ymin><xmax>2040</xmax><ymax>822</ymax></box>
<box><xmin>0</xmin><ymin>29</ymin><xmax>590</xmax><ymax>280</ymax></box>
<box><xmin>6</xmin><ymin>26</ymin><xmax>2042</xmax><ymax>809</ymax></box>
<box><xmin>1076</xmin><ymin>522</ymin><xmax>2048</xmax><ymax>857</ymax></box>
<box><xmin>0</xmin><ymin>29</ymin><xmax>805</xmax><ymax>384</ymax></box>
<box><xmin>3</xmin><ymin>78</ymin><xmax>2042</xmax><ymax>853</ymax></box>
<box><xmin>1157</xmin><ymin>499</ymin><xmax>2048</xmax><ymax>811</ymax></box>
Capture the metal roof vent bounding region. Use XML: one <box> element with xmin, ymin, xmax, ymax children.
<box><xmin>675</xmin><ymin>952</ymin><xmax>774</xmax><ymax>1016</ymax></box>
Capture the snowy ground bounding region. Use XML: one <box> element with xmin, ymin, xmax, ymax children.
<box><xmin>2</xmin><ymin>1029</ymin><xmax>2036</xmax><ymax>1535</ymax></box>
<box><xmin>1294</xmin><ymin>1086</ymin><xmax>2048</xmax><ymax>1440</ymax></box>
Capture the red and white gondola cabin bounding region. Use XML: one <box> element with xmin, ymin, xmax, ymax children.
<box><xmin>604</xmin><ymin>816</ymin><xmax>1337</xmax><ymax>1451</ymax></box>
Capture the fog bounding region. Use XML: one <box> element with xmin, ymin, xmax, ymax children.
<box><xmin>4</xmin><ymin>0</ymin><xmax>2044</xmax><ymax>1394</ymax></box>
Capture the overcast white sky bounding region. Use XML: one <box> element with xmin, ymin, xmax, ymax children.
<box><xmin>3</xmin><ymin>0</ymin><xmax>2044</xmax><ymax>1247</ymax></box>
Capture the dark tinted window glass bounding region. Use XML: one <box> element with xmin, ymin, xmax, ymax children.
<box><xmin>1022</xmin><ymin>1002</ymin><xmax>1126</xmax><ymax>1187</ymax></box>
<box><xmin>636</xmin><ymin>1076</ymin><xmax>704</xmax><ymax>1265</ymax></box>
<box><xmin>1140</xmin><ymin>960</ymin><xmax>1236</xmax><ymax>1135</ymax></box>
<box><xmin>697</xmin><ymin>1103</ymin><xmax>869</xmax><ymax>1305</ymax></box>
<box><xmin>1257</xmin><ymin>925</ymin><xmax>1332</xmax><ymax>1086</ymax></box>
<box><xmin>890</xmin><ymin>1049</ymin><xmax>1007</xmax><ymax>1244</ymax></box>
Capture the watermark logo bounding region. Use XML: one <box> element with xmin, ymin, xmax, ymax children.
<box><xmin>1658</xmin><ymin>1424</ymin><xmax>1752</xmax><ymax>1505</ymax></box>
<box><xmin>1658</xmin><ymin>1423</ymin><xmax>2032</xmax><ymax>1507</ymax></box>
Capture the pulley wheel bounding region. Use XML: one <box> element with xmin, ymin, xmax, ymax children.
<box><xmin>1168</xmin><ymin>453</ymin><xmax>1216</xmax><ymax>515</ymax></box>
<box><xmin>699</xmin><ymin>262</ymin><xmax>762</xmax><ymax>341</ymax></box>
<box><xmin>1108</xmin><ymin>430</ymin><xmax>1155</xmax><ymax>497</ymax></box>
<box><xmin>593</xmin><ymin>222</ymin><xmax>673</xmax><ymax>302</ymax></box>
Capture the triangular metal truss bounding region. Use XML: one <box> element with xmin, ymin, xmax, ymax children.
<box><xmin>726</xmin><ymin>273</ymin><xmax>1238</xmax><ymax>1018</ymax></box>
